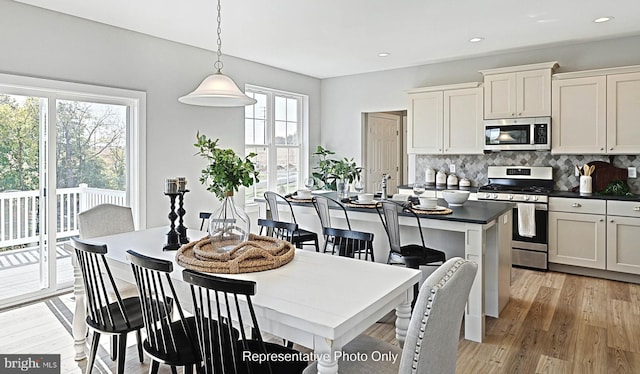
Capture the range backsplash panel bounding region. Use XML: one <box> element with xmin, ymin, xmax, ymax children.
<box><xmin>415</xmin><ymin>152</ymin><xmax>640</xmax><ymax>193</ymax></box>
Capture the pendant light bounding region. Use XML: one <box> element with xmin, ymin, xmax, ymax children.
<box><xmin>178</xmin><ymin>0</ymin><xmax>256</xmax><ymax>107</ymax></box>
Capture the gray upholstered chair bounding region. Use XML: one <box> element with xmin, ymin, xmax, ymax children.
<box><xmin>78</xmin><ymin>203</ymin><xmax>135</xmax><ymax>239</ymax></box>
<box><xmin>303</xmin><ymin>257</ymin><xmax>477</xmax><ymax>374</ymax></box>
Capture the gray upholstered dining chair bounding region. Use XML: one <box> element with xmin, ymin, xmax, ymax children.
<box><xmin>303</xmin><ymin>257</ymin><xmax>477</xmax><ymax>374</ymax></box>
<box><xmin>78</xmin><ymin>203</ymin><xmax>135</xmax><ymax>239</ymax></box>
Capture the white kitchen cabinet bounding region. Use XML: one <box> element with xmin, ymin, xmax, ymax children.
<box><xmin>480</xmin><ymin>62</ymin><xmax>558</xmax><ymax>119</ymax></box>
<box><xmin>606</xmin><ymin>200</ymin><xmax>640</xmax><ymax>275</ymax></box>
<box><xmin>552</xmin><ymin>66</ymin><xmax>640</xmax><ymax>154</ymax></box>
<box><xmin>551</xmin><ymin>76</ymin><xmax>607</xmax><ymax>154</ymax></box>
<box><xmin>407</xmin><ymin>83</ymin><xmax>482</xmax><ymax>154</ymax></box>
<box><xmin>606</xmin><ymin>72</ymin><xmax>640</xmax><ymax>154</ymax></box>
<box><xmin>548</xmin><ymin>197</ymin><xmax>606</xmax><ymax>269</ymax></box>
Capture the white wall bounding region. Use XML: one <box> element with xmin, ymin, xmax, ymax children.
<box><xmin>320</xmin><ymin>35</ymin><xmax>640</xmax><ymax>162</ymax></box>
<box><xmin>0</xmin><ymin>0</ymin><xmax>321</xmax><ymax>230</ymax></box>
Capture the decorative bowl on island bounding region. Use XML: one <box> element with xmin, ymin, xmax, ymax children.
<box><xmin>442</xmin><ymin>190</ymin><xmax>470</xmax><ymax>206</ymax></box>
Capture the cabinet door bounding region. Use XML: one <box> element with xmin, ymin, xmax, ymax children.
<box><xmin>551</xmin><ymin>76</ymin><xmax>607</xmax><ymax>154</ymax></box>
<box><xmin>443</xmin><ymin>87</ymin><xmax>483</xmax><ymax>154</ymax></box>
<box><xmin>548</xmin><ymin>211</ymin><xmax>606</xmax><ymax>269</ymax></box>
<box><xmin>606</xmin><ymin>72</ymin><xmax>640</xmax><ymax>154</ymax></box>
<box><xmin>407</xmin><ymin>91</ymin><xmax>443</xmax><ymax>153</ymax></box>
<box><xmin>607</xmin><ymin>216</ymin><xmax>640</xmax><ymax>275</ymax></box>
<box><xmin>517</xmin><ymin>69</ymin><xmax>552</xmax><ymax>117</ymax></box>
<box><xmin>483</xmin><ymin>73</ymin><xmax>516</xmax><ymax>119</ymax></box>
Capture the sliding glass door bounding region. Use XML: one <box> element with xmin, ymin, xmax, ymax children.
<box><xmin>0</xmin><ymin>74</ymin><xmax>145</xmax><ymax>308</ymax></box>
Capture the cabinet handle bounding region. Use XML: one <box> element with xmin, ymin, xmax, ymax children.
<box><xmin>634</xmin><ymin>206</ymin><xmax>640</xmax><ymax>211</ymax></box>
<box><xmin>600</xmin><ymin>148</ymin><xmax>604</xmax><ymax>151</ymax></box>
<box><xmin>518</xmin><ymin>113</ymin><xmax>522</xmax><ymax>116</ymax></box>
<box><xmin>600</xmin><ymin>219</ymin><xmax>604</xmax><ymax>222</ymax></box>
<box><xmin>571</xmin><ymin>203</ymin><xmax>582</xmax><ymax>208</ymax></box>
<box><xmin>610</xmin><ymin>219</ymin><xmax>614</xmax><ymax>223</ymax></box>
<box><xmin>609</xmin><ymin>147</ymin><xmax>614</xmax><ymax>151</ymax></box>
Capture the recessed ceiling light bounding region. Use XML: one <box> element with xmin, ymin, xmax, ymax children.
<box><xmin>593</xmin><ymin>16</ymin><xmax>614</xmax><ymax>23</ymax></box>
<box><xmin>378</xmin><ymin>52</ymin><xmax>390</xmax><ymax>57</ymax></box>
<box><xmin>469</xmin><ymin>37</ymin><xmax>484</xmax><ymax>43</ymax></box>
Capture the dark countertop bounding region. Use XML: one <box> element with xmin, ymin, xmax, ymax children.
<box><xmin>550</xmin><ymin>191</ymin><xmax>640</xmax><ymax>202</ymax></box>
<box><xmin>262</xmin><ymin>192</ymin><xmax>513</xmax><ymax>225</ymax></box>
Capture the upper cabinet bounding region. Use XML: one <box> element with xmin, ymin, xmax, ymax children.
<box><xmin>407</xmin><ymin>83</ymin><xmax>483</xmax><ymax>154</ymax></box>
<box><xmin>480</xmin><ymin>62</ymin><xmax>559</xmax><ymax>119</ymax></box>
<box><xmin>552</xmin><ymin>66</ymin><xmax>640</xmax><ymax>154</ymax></box>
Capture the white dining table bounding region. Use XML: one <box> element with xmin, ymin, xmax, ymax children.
<box><xmin>68</xmin><ymin>227</ymin><xmax>421</xmax><ymax>374</ymax></box>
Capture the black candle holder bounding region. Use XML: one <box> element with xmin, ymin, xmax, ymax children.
<box><xmin>163</xmin><ymin>192</ymin><xmax>181</xmax><ymax>251</ymax></box>
<box><xmin>176</xmin><ymin>190</ymin><xmax>189</xmax><ymax>244</ymax></box>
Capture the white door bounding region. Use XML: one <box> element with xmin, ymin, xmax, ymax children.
<box><xmin>364</xmin><ymin>113</ymin><xmax>402</xmax><ymax>195</ymax></box>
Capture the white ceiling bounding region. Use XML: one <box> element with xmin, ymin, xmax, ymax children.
<box><xmin>14</xmin><ymin>0</ymin><xmax>640</xmax><ymax>79</ymax></box>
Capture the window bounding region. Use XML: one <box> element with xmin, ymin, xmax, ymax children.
<box><xmin>245</xmin><ymin>86</ymin><xmax>307</xmax><ymax>201</ymax></box>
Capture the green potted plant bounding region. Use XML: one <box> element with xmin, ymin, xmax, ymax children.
<box><xmin>194</xmin><ymin>132</ymin><xmax>259</xmax><ymax>251</ymax></box>
<box><xmin>311</xmin><ymin>145</ymin><xmax>362</xmax><ymax>196</ymax></box>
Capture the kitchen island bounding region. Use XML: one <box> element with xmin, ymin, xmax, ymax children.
<box><xmin>257</xmin><ymin>193</ymin><xmax>514</xmax><ymax>342</ymax></box>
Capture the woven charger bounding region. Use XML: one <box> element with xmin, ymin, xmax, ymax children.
<box><xmin>410</xmin><ymin>206</ymin><xmax>453</xmax><ymax>215</ymax></box>
<box><xmin>345</xmin><ymin>201</ymin><xmax>381</xmax><ymax>209</ymax></box>
<box><xmin>176</xmin><ymin>233</ymin><xmax>295</xmax><ymax>274</ymax></box>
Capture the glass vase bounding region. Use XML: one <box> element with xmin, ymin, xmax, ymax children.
<box><xmin>209</xmin><ymin>192</ymin><xmax>250</xmax><ymax>252</ymax></box>
<box><xmin>336</xmin><ymin>179</ymin><xmax>350</xmax><ymax>199</ymax></box>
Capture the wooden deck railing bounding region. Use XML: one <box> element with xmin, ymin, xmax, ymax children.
<box><xmin>0</xmin><ymin>184</ymin><xmax>125</xmax><ymax>248</ymax></box>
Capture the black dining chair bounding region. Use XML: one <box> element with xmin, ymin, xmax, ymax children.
<box><xmin>126</xmin><ymin>250</ymin><xmax>202</xmax><ymax>374</ymax></box>
<box><xmin>257</xmin><ymin>218</ymin><xmax>298</xmax><ymax>242</ymax></box>
<box><xmin>71</xmin><ymin>237</ymin><xmax>144</xmax><ymax>374</ymax></box>
<box><xmin>376</xmin><ymin>200</ymin><xmax>446</xmax><ymax>269</ymax></box>
<box><xmin>183</xmin><ymin>269</ymin><xmax>308</xmax><ymax>374</ymax></box>
<box><xmin>323</xmin><ymin>227</ymin><xmax>375</xmax><ymax>261</ymax></box>
<box><xmin>264</xmin><ymin>191</ymin><xmax>320</xmax><ymax>252</ymax></box>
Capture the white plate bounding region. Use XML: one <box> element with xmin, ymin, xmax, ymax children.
<box><xmin>311</xmin><ymin>190</ymin><xmax>332</xmax><ymax>194</ymax></box>
<box><xmin>413</xmin><ymin>204</ymin><xmax>447</xmax><ymax>211</ymax></box>
<box><xmin>352</xmin><ymin>199</ymin><xmax>377</xmax><ymax>205</ymax></box>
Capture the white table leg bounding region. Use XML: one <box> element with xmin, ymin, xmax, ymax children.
<box><xmin>464</xmin><ymin>225</ymin><xmax>485</xmax><ymax>342</ymax></box>
<box><xmin>71</xmin><ymin>251</ymin><xmax>87</xmax><ymax>361</ymax></box>
<box><xmin>394</xmin><ymin>301</ymin><xmax>412</xmax><ymax>348</ymax></box>
<box><xmin>314</xmin><ymin>336</ymin><xmax>338</xmax><ymax>374</ymax></box>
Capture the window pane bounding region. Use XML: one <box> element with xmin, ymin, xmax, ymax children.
<box><xmin>245</xmin><ymin>146</ymin><xmax>268</xmax><ymax>201</ymax></box>
<box><xmin>255</xmin><ymin>93</ymin><xmax>267</xmax><ymax>119</ymax></box>
<box><xmin>276</xmin><ymin>148</ymin><xmax>299</xmax><ymax>195</ymax></box>
<box><xmin>275</xmin><ymin>96</ymin><xmax>286</xmax><ymax>121</ymax></box>
<box><xmin>274</xmin><ymin>121</ymin><xmax>286</xmax><ymax>145</ymax></box>
<box><xmin>245</xmin><ymin>119</ymin><xmax>254</xmax><ymax>144</ymax></box>
<box><xmin>287</xmin><ymin>98</ymin><xmax>298</xmax><ymax>121</ymax></box>
<box><xmin>255</xmin><ymin>119</ymin><xmax>266</xmax><ymax>145</ymax></box>
<box><xmin>286</xmin><ymin>121</ymin><xmax>298</xmax><ymax>145</ymax></box>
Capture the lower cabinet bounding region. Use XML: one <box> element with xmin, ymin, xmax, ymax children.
<box><xmin>548</xmin><ymin>211</ymin><xmax>606</xmax><ymax>269</ymax></box>
<box><xmin>607</xmin><ymin>215</ymin><xmax>640</xmax><ymax>274</ymax></box>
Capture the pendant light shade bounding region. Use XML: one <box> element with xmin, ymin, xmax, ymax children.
<box><xmin>178</xmin><ymin>72</ymin><xmax>256</xmax><ymax>107</ymax></box>
<box><xmin>178</xmin><ymin>0</ymin><xmax>256</xmax><ymax>107</ymax></box>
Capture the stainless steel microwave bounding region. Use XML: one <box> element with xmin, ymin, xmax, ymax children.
<box><xmin>484</xmin><ymin>117</ymin><xmax>551</xmax><ymax>151</ymax></box>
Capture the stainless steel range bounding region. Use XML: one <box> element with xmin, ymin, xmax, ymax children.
<box><xmin>478</xmin><ymin>166</ymin><xmax>553</xmax><ymax>270</ymax></box>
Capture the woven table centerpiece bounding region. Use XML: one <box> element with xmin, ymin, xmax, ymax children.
<box><xmin>176</xmin><ymin>233</ymin><xmax>295</xmax><ymax>274</ymax></box>
<box><xmin>410</xmin><ymin>206</ymin><xmax>453</xmax><ymax>215</ymax></box>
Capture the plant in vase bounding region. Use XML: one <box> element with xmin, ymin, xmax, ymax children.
<box><xmin>311</xmin><ymin>146</ymin><xmax>363</xmax><ymax>195</ymax></box>
<box><xmin>331</xmin><ymin>157</ymin><xmax>363</xmax><ymax>198</ymax></box>
<box><xmin>194</xmin><ymin>132</ymin><xmax>259</xmax><ymax>252</ymax></box>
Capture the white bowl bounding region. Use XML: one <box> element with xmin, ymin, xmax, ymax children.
<box><xmin>442</xmin><ymin>190</ymin><xmax>470</xmax><ymax>206</ymax></box>
<box><xmin>358</xmin><ymin>193</ymin><xmax>374</xmax><ymax>202</ymax></box>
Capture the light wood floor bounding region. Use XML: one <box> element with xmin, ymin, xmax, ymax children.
<box><xmin>1</xmin><ymin>267</ymin><xmax>639</xmax><ymax>373</ymax></box>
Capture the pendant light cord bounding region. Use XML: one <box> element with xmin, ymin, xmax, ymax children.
<box><xmin>214</xmin><ymin>0</ymin><xmax>223</xmax><ymax>73</ymax></box>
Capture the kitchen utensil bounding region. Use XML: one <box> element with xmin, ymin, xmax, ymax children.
<box><xmin>584</xmin><ymin>164</ymin><xmax>589</xmax><ymax>176</ymax></box>
<box><xmin>589</xmin><ymin>165</ymin><xmax>595</xmax><ymax>176</ymax></box>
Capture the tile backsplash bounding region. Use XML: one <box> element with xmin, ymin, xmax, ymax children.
<box><xmin>415</xmin><ymin>152</ymin><xmax>640</xmax><ymax>193</ymax></box>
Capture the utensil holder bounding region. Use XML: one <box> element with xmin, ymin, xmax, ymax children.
<box><xmin>579</xmin><ymin>176</ymin><xmax>592</xmax><ymax>194</ymax></box>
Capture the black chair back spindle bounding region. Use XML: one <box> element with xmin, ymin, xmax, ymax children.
<box><xmin>323</xmin><ymin>227</ymin><xmax>374</xmax><ymax>260</ymax></box>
